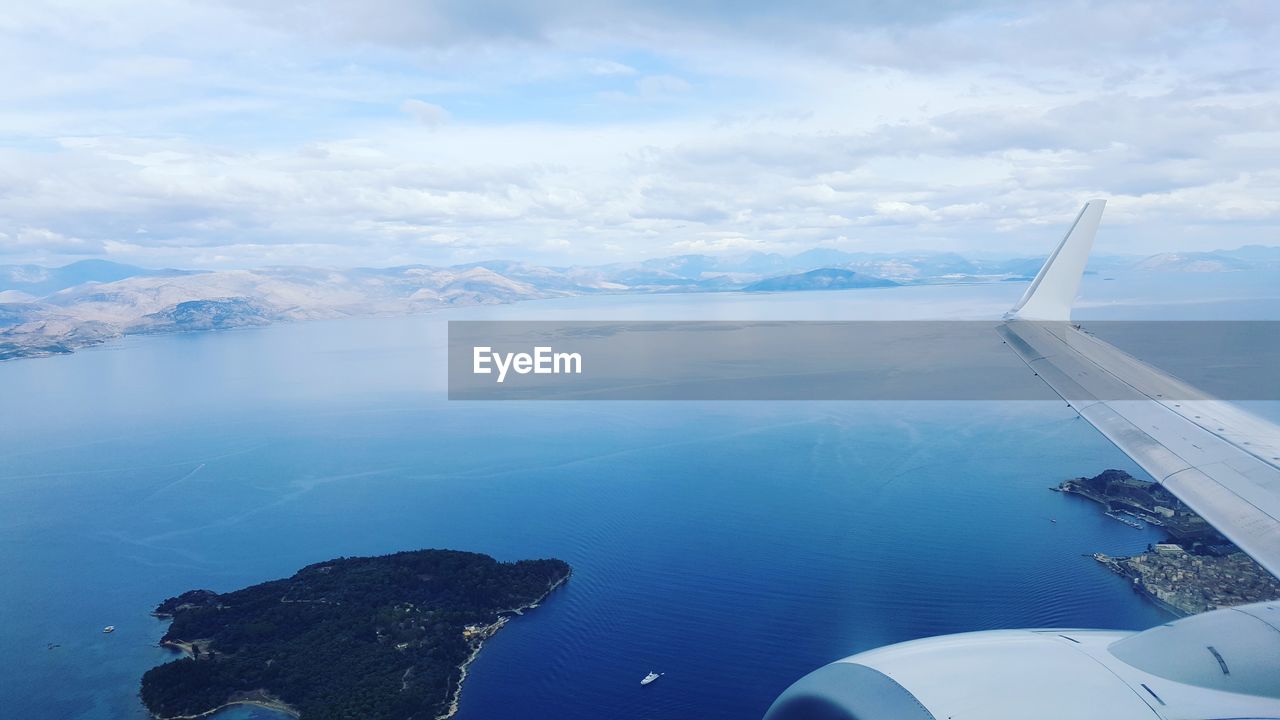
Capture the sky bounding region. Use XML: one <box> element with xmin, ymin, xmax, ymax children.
<box><xmin>1</xmin><ymin>0</ymin><xmax>1279</xmax><ymax>269</ymax></box>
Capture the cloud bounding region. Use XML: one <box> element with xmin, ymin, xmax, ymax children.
<box><xmin>870</xmin><ymin>201</ymin><xmax>939</xmax><ymax>224</ymax></box>
<box><xmin>668</xmin><ymin>233</ymin><xmax>769</xmax><ymax>253</ymax></box>
<box><xmin>400</xmin><ymin>99</ymin><xmax>450</xmax><ymax>127</ymax></box>
<box><xmin>636</xmin><ymin>74</ymin><xmax>691</xmax><ymax>96</ymax></box>
<box><xmin>0</xmin><ymin>228</ymin><xmax>105</xmax><ymax>256</ymax></box>
<box><xmin>226</xmin><ymin>0</ymin><xmax>1005</xmax><ymax>51</ymax></box>
<box><xmin>586</xmin><ymin>58</ymin><xmax>636</xmax><ymax>76</ymax></box>
<box><xmin>598</xmin><ymin>74</ymin><xmax>694</xmax><ymax>103</ymax></box>
<box><xmin>0</xmin><ymin>1</ymin><xmax>1278</xmax><ymax>267</ymax></box>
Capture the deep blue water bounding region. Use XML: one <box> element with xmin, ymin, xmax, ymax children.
<box><xmin>2</xmin><ymin>272</ymin><xmax>1276</xmax><ymax>720</ymax></box>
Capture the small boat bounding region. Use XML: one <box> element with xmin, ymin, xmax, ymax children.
<box><xmin>103</xmin><ymin>626</ymin><xmax>115</xmax><ymax>634</ymax></box>
<box><xmin>641</xmin><ymin>671</ymin><xmax>662</xmax><ymax>686</ymax></box>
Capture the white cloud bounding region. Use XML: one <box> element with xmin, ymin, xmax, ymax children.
<box><xmin>871</xmin><ymin>201</ymin><xmax>939</xmax><ymax>224</ymax></box>
<box><xmin>586</xmin><ymin>58</ymin><xmax>636</xmax><ymax>76</ymax></box>
<box><xmin>400</xmin><ymin>99</ymin><xmax>450</xmax><ymax>127</ymax></box>
<box><xmin>668</xmin><ymin>233</ymin><xmax>769</xmax><ymax>253</ymax></box>
<box><xmin>637</xmin><ymin>74</ymin><xmax>692</xmax><ymax>96</ymax></box>
<box><xmin>0</xmin><ymin>1</ymin><xmax>1278</xmax><ymax>267</ymax></box>
<box><xmin>600</xmin><ymin>74</ymin><xmax>694</xmax><ymax>103</ymax></box>
<box><xmin>0</xmin><ymin>227</ymin><xmax>104</xmax><ymax>256</ymax></box>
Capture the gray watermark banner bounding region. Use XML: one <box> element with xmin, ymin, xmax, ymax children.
<box><xmin>447</xmin><ymin>321</ymin><xmax>1280</xmax><ymax>401</ymax></box>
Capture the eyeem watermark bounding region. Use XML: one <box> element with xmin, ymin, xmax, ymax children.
<box><xmin>449</xmin><ymin>320</ymin><xmax>1280</xmax><ymax>400</ymax></box>
<box><xmin>473</xmin><ymin>346</ymin><xmax>582</xmax><ymax>383</ymax></box>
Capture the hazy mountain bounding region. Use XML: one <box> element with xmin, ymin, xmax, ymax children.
<box><xmin>1221</xmin><ymin>245</ymin><xmax>1280</xmax><ymax>266</ymax></box>
<box><xmin>0</xmin><ymin>263</ymin><xmax>589</xmax><ymax>359</ymax></box>
<box><xmin>2</xmin><ymin>244</ymin><xmax>1276</xmax><ymax>360</ymax></box>
<box><xmin>744</xmin><ymin>268</ymin><xmax>900</xmax><ymax>292</ymax></box>
<box><xmin>0</xmin><ymin>259</ymin><xmax>186</xmax><ymax>296</ymax></box>
<box><xmin>130</xmin><ymin>298</ymin><xmax>273</xmax><ymax>334</ymax></box>
<box><xmin>1132</xmin><ymin>247</ymin><xmax>1280</xmax><ymax>272</ymax></box>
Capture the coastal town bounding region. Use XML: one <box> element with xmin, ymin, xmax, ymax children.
<box><xmin>1094</xmin><ymin>545</ymin><xmax>1280</xmax><ymax>615</ymax></box>
<box><xmin>1058</xmin><ymin>469</ymin><xmax>1280</xmax><ymax>616</ymax></box>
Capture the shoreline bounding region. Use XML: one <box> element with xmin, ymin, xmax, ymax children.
<box><xmin>151</xmin><ymin>640</ymin><xmax>300</xmax><ymax>720</ymax></box>
<box><xmin>152</xmin><ymin>698</ymin><xmax>299</xmax><ymax>720</ymax></box>
<box><xmin>142</xmin><ymin>558</ymin><xmax>568</xmax><ymax>717</ymax></box>
<box><xmin>1056</xmin><ymin>484</ymin><xmax>1167</xmax><ymax>528</ymax></box>
<box><xmin>1094</xmin><ymin>548</ymin><xmax>1280</xmax><ymax>616</ymax></box>
<box><xmin>1092</xmin><ymin>554</ymin><xmax>1189</xmax><ymax>618</ymax></box>
<box><xmin>435</xmin><ymin>570</ymin><xmax>572</xmax><ymax>720</ymax></box>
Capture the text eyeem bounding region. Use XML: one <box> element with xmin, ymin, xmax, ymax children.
<box><xmin>473</xmin><ymin>346</ymin><xmax>582</xmax><ymax>383</ymax></box>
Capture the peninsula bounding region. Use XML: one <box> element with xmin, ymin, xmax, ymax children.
<box><xmin>141</xmin><ymin>549</ymin><xmax>570</xmax><ymax>720</ymax></box>
<box><xmin>1058</xmin><ymin>469</ymin><xmax>1280</xmax><ymax>615</ymax></box>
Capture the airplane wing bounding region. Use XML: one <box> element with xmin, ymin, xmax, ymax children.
<box><xmin>999</xmin><ymin>200</ymin><xmax>1280</xmax><ymax>578</ymax></box>
<box><xmin>765</xmin><ymin>203</ymin><xmax>1280</xmax><ymax>720</ymax></box>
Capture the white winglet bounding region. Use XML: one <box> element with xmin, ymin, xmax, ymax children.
<box><xmin>1006</xmin><ymin>200</ymin><xmax>1106</xmax><ymax>321</ymax></box>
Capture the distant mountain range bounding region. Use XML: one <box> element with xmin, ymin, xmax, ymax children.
<box><xmin>0</xmin><ymin>259</ymin><xmax>191</xmax><ymax>296</ymax></box>
<box><xmin>2</xmin><ymin>245</ymin><xmax>1277</xmax><ymax>360</ymax></box>
<box><xmin>743</xmin><ymin>268</ymin><xmax>899</xmax><ymax>292</ymax></box>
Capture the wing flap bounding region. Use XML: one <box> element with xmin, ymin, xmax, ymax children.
<box><xmin>1000</xmin><ymin>319</ymin><xmax>1280</xmax><ymax>578</ymax></box>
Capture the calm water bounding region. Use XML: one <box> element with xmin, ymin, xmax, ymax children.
<box><xmin>2</xmin><ymin>272</ymin><xmax>1277</xmax><ymax>719</ymax></box>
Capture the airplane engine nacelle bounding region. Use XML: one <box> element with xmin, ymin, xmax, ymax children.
<box><xmin>764</xmin><ymin>602</ymin><xmax>1280</xmax><ymax>720</ymax></box>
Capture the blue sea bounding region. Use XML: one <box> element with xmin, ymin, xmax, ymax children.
<box><xmin>2</xmin><ymin>272</ymin><xmax>1277</xmax><ymax>720</ymax></box>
